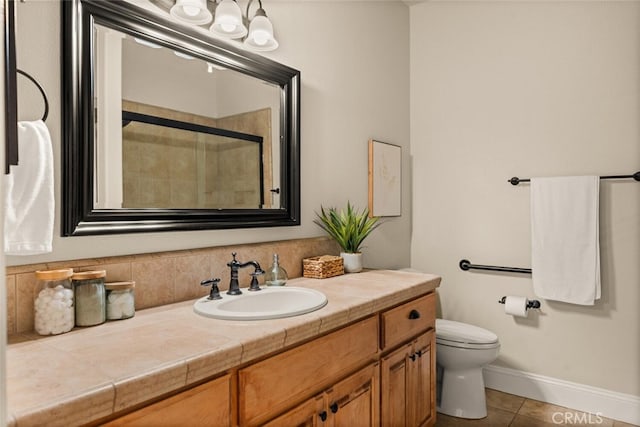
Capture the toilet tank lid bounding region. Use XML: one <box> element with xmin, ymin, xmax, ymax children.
<box><xmin>436</xmin><ymin>319</ymin><xmax>498</xmax><ymax>344</ymax></box>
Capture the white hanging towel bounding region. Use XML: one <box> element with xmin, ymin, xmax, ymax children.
<box><xmin>4</xmin><ymin>120</ymin><xmax>54</xmax><ymax>255</ymax></box>
<box><xmin>530</xmin><ymin>176</ymin><xmax>600</xmax><ymax>305</ymax></box>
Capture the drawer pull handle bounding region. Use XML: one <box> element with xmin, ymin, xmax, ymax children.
<box><xmin>408</xmin><ymin>309</ymin><xmax>421</xmax><ymax>320</ymax></box>
<box><xmin>330</xmin><ymin>402</ymin><xmax>339</xmax><ymax>413</ymax></box>
<box><xmin>319</xmin><ymin>410</ymin><xmax>327</xmax><ymax>421</ymax></box>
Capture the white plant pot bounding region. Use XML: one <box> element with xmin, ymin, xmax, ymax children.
<box><xmin>341</xmin><ymin>252</ymin><xmax>363</xmax><ymax>273</ymax></box>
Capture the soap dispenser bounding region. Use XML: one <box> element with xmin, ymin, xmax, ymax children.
<box><xmin>264</xmin><ymin>254</ymin><xmax>288</xmax><ymax>286</ymax></box>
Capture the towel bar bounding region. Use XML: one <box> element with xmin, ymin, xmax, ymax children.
<box><xmin>508</xmin><ymin>171</ymin><xmax>640</xmax><ymax>186</ymax></box>
<box><xmin>17</xmin><ymin>69</ymin><xmax>49</xmax><ymax>121</ymax></box>
<box><xmin>459</xmin><ymin>259</ymin><xmax>532</xmax><ymax>274</ymax></box>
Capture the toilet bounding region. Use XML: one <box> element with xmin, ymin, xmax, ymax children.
<box><xmin>435</xmin><ymin>319</ymin><xmax>500</xmax><ymax>419</ymax></box>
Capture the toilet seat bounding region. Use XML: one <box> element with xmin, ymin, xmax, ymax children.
<box><xmin>436</xmin><ymin>319</ymin><xmax>499</xmax><ymax>350</ymax></box>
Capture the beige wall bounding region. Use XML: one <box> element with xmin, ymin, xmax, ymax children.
<box><xmin>9</xmin><ymin>1</ymin><xmax>411</xmax><ymax>269</ymax></box>
<box><xmin>410</xmin><ymin>1</ymin><xmax>640</xmax><ymax>396</ymax></box>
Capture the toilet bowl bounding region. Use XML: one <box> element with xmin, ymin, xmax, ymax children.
<box><xmin>436</xmin><ymin>319</ymin><xmax>500</xmax><ymax>419</ymax></box>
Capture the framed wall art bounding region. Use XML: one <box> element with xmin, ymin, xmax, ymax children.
<box><xmin>368</xmin><ymin>139</ymin><xmax>401</xmax><ymax>217</ymax></box>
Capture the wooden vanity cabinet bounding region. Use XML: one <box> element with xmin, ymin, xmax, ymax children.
<box><xmin>414</xmin><ymin>331</ymin><xmax>436</xmax><ymax>426</ymax></box>
<box><xmin>380</xmin><ymin>293</ymin><xmax>437</xmax><ymax>427</ymax></box>
<box><xmin>101</xmin><ymin>373</ymin><xmax>232</xmax><ymax>427</ymax></box>
<box><xmin>101</xmin><ymin>290</ymin><xmax>437</xmax><ymax>427</ymax></box>
<box><xmin>263</xmin><ymin>362</ymin><xmax>379</xmax><ymax>427</ymax></box>
<box><xmin>262</xmin><ymin>395</ymin><xmax>325</xmax><ymax>427</ymax></box>
<box><xmin>381</xmin><ymin>330</ymin><xmax>435</xmax><ymax>427</ymax></box>
<box><xmin>380</xmin><ymin>342</ymin><xmax>412</xmax><ymax>426</ymax></box>
<box><xmin>239</xmin><ymin>315</ymin><xmax>379</xmax><ymax>426</ymax></box>
<box><xmin>327</xmin><ymin>362</ymin><xmax>379</xmax><ymax>427</ymax></box>
<box><xmin>261</xmin><ymin>292</ymin><xmax>436</xmax><ymax>427</ymax></box>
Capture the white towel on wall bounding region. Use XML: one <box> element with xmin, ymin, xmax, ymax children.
<box><xmin>4</xmin><ymin>120</ymin><xmax>54</xmax><ymax>255</ymax></box>
<box><xmin>530</xmin><ymin>176</ymin><xmax>600</xmax><ymax>305</ymax></box>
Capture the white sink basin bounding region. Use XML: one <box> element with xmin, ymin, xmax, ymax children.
<box><xmin>193</xmin><ymin>286</ymin><xmax>328</xmax><ymax>320</ymax></box>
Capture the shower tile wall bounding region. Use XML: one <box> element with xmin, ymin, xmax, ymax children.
<box><xmin>121</xmin><ymin>100</ymin><xmax>272</xmax><ymax>209</ymax></box>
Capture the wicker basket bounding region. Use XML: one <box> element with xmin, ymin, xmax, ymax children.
<box><xmin>303</xmin><ymin>255</ymin><xmax>344</xmax><ymax>279</ymax></box>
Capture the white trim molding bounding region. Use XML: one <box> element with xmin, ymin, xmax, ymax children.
<box><xmin>483</xmin><ymin>365</ymin><xmax>640</xmax><ymax>426</ymax></box>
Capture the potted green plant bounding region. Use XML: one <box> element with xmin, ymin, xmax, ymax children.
<box><xmin>314</xmin><ymin>202</ymin><xmax>382</xmax><ymax>273</ymax></box>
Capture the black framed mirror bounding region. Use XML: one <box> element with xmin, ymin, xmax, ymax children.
<box><xmin>62</xmin><ymin>0</ymin><xmax>300</xmax><ymax>236</ymax></box>
<box><xmin>4</xmin><ymin>0</ymin><xmax>18</xmax><ymax>174</ymax></box>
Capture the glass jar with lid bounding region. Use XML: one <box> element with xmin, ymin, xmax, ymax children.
<box><xmin>34</xmin><ymin>268</ymin><xmax>75</xmax><ymax>335</ymax></box>
<box><xmin>72</xmin><ymin>270</ymin><xmax>106</xmax><ymax>327</ymax></box>
<box><xmin>105</xmin><ymin>281</ymin><xmax>136</xmax><ymax>320</ymax></box>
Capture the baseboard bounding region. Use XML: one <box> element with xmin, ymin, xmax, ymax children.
<box><xmin>483</xmin><ymin>364</ymin><xmax>640</xmax><ymax>425</ymax></box>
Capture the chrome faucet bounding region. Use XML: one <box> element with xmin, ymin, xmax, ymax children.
<box><xmin>227</xmin><ymin>252</ymin><xmax>265</xmax><ymax>295</ymax></box>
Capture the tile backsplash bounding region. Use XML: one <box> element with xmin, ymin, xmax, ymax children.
<box><xmin>5</xmin><ymin>237</ymin><xmax>339</xmax><ymax>335</ymax></box>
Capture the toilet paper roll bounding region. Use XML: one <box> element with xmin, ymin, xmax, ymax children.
<box><xmin>504</xmin><ymin>296</ymin><xmax>529</xmax><ymax>318</ymax></box>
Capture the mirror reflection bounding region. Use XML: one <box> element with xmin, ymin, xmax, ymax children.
<box><xmin>62</xmin><ymin>0</ymin><xmax>300</xmax><ymax>235</ymax></box>
<box><xmin>120</xmin><ymin>110</ymin><xmax>264</xmax><ymax>209</ymax></box>
<box><xmin>93</xmin><ymin>24</ymin><xmax>280</xmax><ymax>210</ymax></box>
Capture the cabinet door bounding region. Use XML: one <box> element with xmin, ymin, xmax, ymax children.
<box><xmin>263</xmin><ymin>394</ymin><xmax>325</xmax><ymax>427</ymax></box>
<box><xmin>102</xmin><ymin>374</ymin><xmax>231</xmax><ymax>427</ymax></box>
<box><xmin>381</xmin><ymin>330</ymin><xmax>436</xmax><ymax>427</ymax></box>
<box><xmin>408</xmin><ymin>330</ymin><xmax>435</xmax><ymax>427</ymax></box>
<box><xmin>380</xmin><ymin>342</ymin><xmax>412</xmax><ymax>426</ymax></box>
<box><xmin>326</xmin><ymin>363</ymin><xmax>380</xmax><ymax>427</ymax></box>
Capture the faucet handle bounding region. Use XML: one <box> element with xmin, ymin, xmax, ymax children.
<box><xmin>228</xmin><ymin>252</ymin><xmax>240</xmax><ymax>267</ymax></box>
<box><xmin>200</xmin><ymin>278</ymin><xmax>222</xmax><ymax>300</ymax></box>
<box><xmin>248</xmin><ymin>271</ymin><xmax>263</xmax><ymax>292</ymax></box>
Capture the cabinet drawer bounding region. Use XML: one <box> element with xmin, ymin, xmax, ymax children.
<box><xmin>380</xmin><ymin>293</ymin><xmax>435</xmax><ymax>351</ymax></box>
<box><xmin>102</xmin><ymin>374</ymin><xmax>232</xmax><ymax>426</ymax></box>
<box><xmin>239</xmin><ymin>315</ymin><xmax>379</xmax><ymax>426</ymax></box>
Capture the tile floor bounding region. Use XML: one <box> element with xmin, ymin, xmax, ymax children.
<box><xmin>435</xmin><ymin>389</ymin><xmax>639</xmax><ymax>427</ymax></box>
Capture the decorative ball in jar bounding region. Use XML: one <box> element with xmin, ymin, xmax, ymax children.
<box><xmin>105</xmin><ymin>281</ymin><xmax>135</xmax><ymax>320</ymax></box>
<box><xmin>34</xmin><ymin>269</ymin><xmax>75</xmax><ymax>335</ymax></box>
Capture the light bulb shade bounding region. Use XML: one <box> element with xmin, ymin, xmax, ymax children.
<box><xmin>133</xmin><ymin>37</ymin><xmax>162</xmax><ymax>49</ymax></box>
<box><xmin>244</xmin><ymin>13</ymin><xmax>278</xmax><ymax>51</ymax></box>
<box><xmin>210</xmin><ymin>0</ymin><xmax>247</xmax><ymax>39</ymax></box>
<box><xmin>170</xmin><ymin>0</ymin><xmax>213</xmax><ymax>25</ymax></box>
<box><xmin>174</xmin><ymin>50</ymin><xmax>195</xmax><ymax>60</ymax></box>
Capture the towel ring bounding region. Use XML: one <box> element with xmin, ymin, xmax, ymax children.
<box><xmin>17</xmin><ymin>69</ymin><xmax>49</xmax><ymax>122</ymax></box>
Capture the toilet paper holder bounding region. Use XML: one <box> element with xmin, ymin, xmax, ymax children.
<box><xmin>498</xmin><ymin>296</ymin><xmax>541</xmax><ymax>309</ymax></box>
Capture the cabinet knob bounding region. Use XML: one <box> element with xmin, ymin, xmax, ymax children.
<box><xmin>416</xmin><ymin>349</ymin><xmax>423</xmax><ymax>358</ymax></box>
<box><xmin>408</xmin><ymin>309</ymin><xmax>421</xmax><ymax>320</ymax></box>
<box><xmin>330</xmin><ymin>402</ymin><xmax>339</xmax><ymax>414</ymax></box>
<box><xmin>319</xmin><ymin>411</ymin><xmax>327</xmax><ymax>422</ymax></box>
<box><xmin>409</xmin><ymin>353</ymin><xmax>417</xmax><ymax>361</ymax></box>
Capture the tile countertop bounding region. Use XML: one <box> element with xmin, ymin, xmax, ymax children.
<box><xmin>6</xmin><ymin>269</ymin><xmax>441</xmax><ymax>427</ymax></box>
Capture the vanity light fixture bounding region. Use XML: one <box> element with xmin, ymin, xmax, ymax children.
<box><xmin>170</xmin><ymin>0</ymin><xmax>213</xmax><ymax>25</ymax></box>
<box><xmin>210</xmin><ymin>0</ymin><xmax>248</xmax><ymax>39</ymax></box>
<box><xmin>243</xmin><ymin>1</ymin><xmax>278</xmax><ymax>51</ymax></box>
<box><xmin>167</xmin><ymin>0</ymin><xmax>279</xmax><ymax>52</ymax></box>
